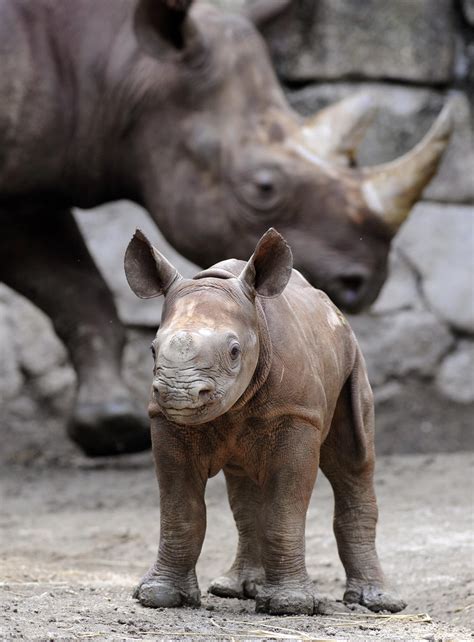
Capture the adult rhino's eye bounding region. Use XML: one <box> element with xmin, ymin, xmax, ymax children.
<box><xmin>150</xmin><ymin>344</ymin><xmax>156</xmax><ymax>359</ymax></box>
<box><xmin>238</xmin><ymin>167</ymin><xmax>286</xmax><ymax>212</ymax></box>
<box><xmin>229</xmin><ymin>341</ymin><xmax>241</xmax><ymax>360</ymax></box>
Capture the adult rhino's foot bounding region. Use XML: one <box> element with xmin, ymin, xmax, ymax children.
<box><xmin>69</xmin><ymin>396</ymin><xmax>151</xmax><ymax>457</ymax></box>
<box><xmin>209</xmin><ymin>567</ymin><xmax>264</xmax><ymax>599</ymax></box>
<box><xmin>255</xmin><ymin>582</ymin><xmax>321</xmax><ymax>616</ymax></box>
<box><xmin>133</xmin><ymin>569</ymin><xmax>200</xmax><ymax>609</ymax></box>
<box><xmin>344</xmin><ymin>581</ymin><xmax>406</xmax><ymax>613</ymax></box>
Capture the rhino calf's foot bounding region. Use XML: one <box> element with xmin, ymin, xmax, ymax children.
<box><xmin>133</xmin><ymin>569</ymin><xmax>201</xmax><ymax>609</ymax></box>
<box><xmin>208</xmin><ymin>567</ymin><xmax>264</xmax><ymax>599</ymax></box>
<box><xmin>134</xmin><ymin>580</ymin><xmax>200</xmax><ymax>608</ymax></box>
<box><xmin>69</xmin><ymin>395</ymin><xmax>150</xmax><ymax>457</ymax></box>
<box><xmin>344</xmin><ymin>582</ymin><xmax>406</xmax><ymax>613</ymax></box>
<box><xmin>255</xmin><ymin>584</ymin><xmax>321</xmax><ymax>616</ymax></box>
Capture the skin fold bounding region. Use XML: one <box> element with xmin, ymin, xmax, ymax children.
<box><xmin>124</xmin><ymin>228</ymin><xmax>406</xmax><ymax>615</ymax></box>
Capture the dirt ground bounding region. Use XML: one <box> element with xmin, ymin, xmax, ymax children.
<box><xmin>1</xmin><ymin>451</ymin><xmax>473</xmax><ymax>641</ymax></box>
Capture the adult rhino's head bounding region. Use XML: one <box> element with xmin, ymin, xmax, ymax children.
<box><xmin>124</xmin><ymin>227</ymin><xmax>292</xmax><ymax>425</ymax></box>
<box><xmin>129</xmin><ymin>0</ymin><xmax>453</xmax><ymax>312</ymax></box>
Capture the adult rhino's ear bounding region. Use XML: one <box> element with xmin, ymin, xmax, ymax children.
<box><xmin>134</xmin><ymin>0</ymin><xmax>195</xmax><ymax>54</ymax></box>
<box><xmin>239</xmin><ymin>228</ymin><xmax>293</xmax><ymax>298</ymax></box>
<box><xmin>124</xmin><ymin>229</ymin><xmax>182</xmax><ymax>299</ymax></box>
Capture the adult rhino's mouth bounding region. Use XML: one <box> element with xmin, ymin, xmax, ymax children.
<box><xmin>297</xmin><ymin>266</ymin><xmax>375</xmax><ymax>314</ymax></box>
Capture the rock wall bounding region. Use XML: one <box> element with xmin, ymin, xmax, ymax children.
<box><xmin>1</xmin><ymin>0</ymin><xmax>473</xmax><ymax>462</ymax></box>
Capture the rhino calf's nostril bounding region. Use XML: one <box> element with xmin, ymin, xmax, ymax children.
<box><xmin>198</xmin><ymin>387</ymin><xmax>213</xmax><ymax>402</ymax></box>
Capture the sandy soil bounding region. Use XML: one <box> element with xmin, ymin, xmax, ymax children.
<box><xmin>1</xmin><ymin>452</ymin><xmax>473</xmax><ymax>641</ymax></box>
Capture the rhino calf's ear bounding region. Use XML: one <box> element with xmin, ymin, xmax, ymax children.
<box><xmin>240</xmin><ymin>228</ymin><xmax>293</xmax><ymax>298</ymax></box>
<box><xmin>124</xmin><ymin>229</ymin><xmax>182</xmax><ymax>299</ymax></box>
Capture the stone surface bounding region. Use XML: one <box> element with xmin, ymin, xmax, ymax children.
<box><xmin>349</xmin><ymin>310</ymin><xmax>454</xmax><ymax>388</ymax></box>
<box><xmin>461</xmin><ymin>0</ymin><xmax>474</xmax><ymax>25</ymax></box>
<box><xmin>436</xmin><ymin>341</ymin><xmax>474</xmax><ymax>404</ymax></box>
<box><xmin>0</xmin><ymin>289</ymin><xmax>23</xmax><ymax>400</ymax></box>
<box><xmin>371</xmin><ymin>249</ymin><xmax>420</xmax><ymax>315</ymax></box>
<box><xmin>0</xmin><ymin>285</ymin><xmax>75</xmax><ymax>409</ymax></box>
<box><xmin>261</xmin><ymin>0</ymin><xmax>455</xmax><ymax>83</ymax></box>
<box><xmin>74</xmin><ymin>202</ymin><xmax>198</xmax><ymax>327</ymax></box>
<box><xmin>396</xmin><ymin>202</ymin><xmax>474</xmax><ymax>333</ymax></box>
<box><xmin>373</xmin><ymin>379</ymin><xmax>474</xmax><ymax>454</ymax></box>
<box><xmin>288</xmin><ymin>85</ymin><xmax>474</xmax><ymax>204</ymax></box>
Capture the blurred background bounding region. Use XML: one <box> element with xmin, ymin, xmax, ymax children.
<box><xmin>1</xmin><ymin>0</ymin><xmax>473</xmax><ymax>464</ymax></box>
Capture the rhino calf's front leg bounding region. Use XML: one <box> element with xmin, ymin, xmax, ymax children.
<box><xmin>134</xmin><ymin>420</ymin><xmax>206</xmax><ymax>608</ymax></box>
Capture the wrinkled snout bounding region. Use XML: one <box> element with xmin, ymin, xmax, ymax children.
<box><xmin>152</xmin><ymin>331</ymin><xmax>219</xmax><ymax>420</ymax></box>
<box><xmin>152</xmin><ymin>377</ymin><xmax>216</xmax><ymax>409</ymax></box>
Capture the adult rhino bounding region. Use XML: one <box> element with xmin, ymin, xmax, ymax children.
<box><xmin>0</xmin><ymin>0</ymin><xmax>452</xmax><ymax>456</ymax></box>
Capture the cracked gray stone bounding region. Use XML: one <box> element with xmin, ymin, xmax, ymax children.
<box><xmin>0</xmin><ymin>288</ymin><xmax>23</xmax><ymax>400</ymax></box>
<box><xmin>349</xmin><ymin>310</ymin><xmax>454</xmax><ymax>387</ymax></box>
<box><xmin>371</xmin><ymin>250</ymin><xmax>420</xmax><ymax>315</ymax></box>
<box><xmin>461</xmin><ymin>0</ymin><xmax>474</xmax><ymax>25</ymax></box>
<box><xmin>436</xmin><ymin>341</ymin><xmax>474</xmax><ymax>404</ymax></box>
<box><xmin>261</xmin><ymin>0</ymin><xmax>455</xmax><ymax>83</ymax></box>
<box><xmin>396</xmin><ymin>202</ymin><xmax>474</xmax><ymax>334</ymax></box>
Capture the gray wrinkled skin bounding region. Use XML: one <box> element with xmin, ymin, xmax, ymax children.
<box><xmin>124</xmin><ymin>228</ymin><xmax>407</xmax><ymax>616</ymax></box>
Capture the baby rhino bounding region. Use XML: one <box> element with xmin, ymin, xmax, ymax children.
<box><xmin>124</xmin><ymin>228</ymin><xmax>405</xmax><ymax>616</ymax></box>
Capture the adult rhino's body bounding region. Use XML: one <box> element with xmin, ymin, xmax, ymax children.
<box><xmin>0</xmin><ymin>0</ymin><xmax>452</xmax><ymax>456</ymax></box>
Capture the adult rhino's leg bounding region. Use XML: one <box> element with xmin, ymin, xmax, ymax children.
<box><xmin>208</xmin><ymin>469</ymin><xmax>264</xmax><ymax>599</ymax></box>
<box><xmin>320</xmin><ymin>352</ymin><xmax>406</xmax><ymax>613</ymax></box>
<box><xmin>255</xmin><ymin>419</ymin><xmax>321</xmax><ymax>615</ymax></box>
<box><xmin>134</xmin><ymin>417</ymin><xmax>206</xmax><ymax>608</ymax></box>
<box><xmin>0</xmin><ymin>204</ymin><xmax>150</xmax><ymax>456</ymax></box>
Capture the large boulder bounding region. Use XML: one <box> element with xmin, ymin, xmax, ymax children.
<box><xmin>0</xmin><ymin>285</ymin><xmax>76</xmax><ymax>465</ymax></box>
<box><xmin>395</xmin><ymin>202</ymin><xmax>474</xmax><ymax>334</ymax></box>
<box><xmin>461</xmin><ymin>0</ymin><xmax>474</xmax><ymax>25</ymax></box>
<box><xmin>260</xmin><ymin>0</ymin><xmax>455</xmax><ymax>84</ymax></box>
<box><xmin>372</xmin><ymin>379</ymin><xmax>474</xmax><ymax>454</ymax></box>
<box><xmin>349</xmin><ymin>310</ymin><xmax>454</xmax><ymax>388</ymax></box>
<box><xmin>436</xmin><ymin>341</ymin><xmax>474</xmax><ymax>405</ymax></box>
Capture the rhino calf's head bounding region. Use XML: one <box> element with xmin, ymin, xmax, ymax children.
<box><xmin>124</xmin><ymin>228</ymin><xmax>292</xmax><ymax>425</ymax></box>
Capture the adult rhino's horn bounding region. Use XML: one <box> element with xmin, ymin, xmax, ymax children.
<box><xmin>247</xmin><ymin>0</ymin><xmax>291</xmax><ymax>29</ymax></box>
<box><xmin>301</xmin><ymin>92</ymin><xmax>378</xmax><ymax>167</ymax></box>
<box><xmin>361</xmin><ymin>100</ymin><xmax>454</xmax><ymax>231</ymax></box>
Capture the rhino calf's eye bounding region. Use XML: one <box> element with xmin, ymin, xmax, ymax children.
<box><xmin>229</xmin><ymin>342</ymin><xmax>241</xmax><ymax>360</ymax></box>
<box><xmin>151</xmin><ymin>344</ymin><xmax>156</xmax><ymax>359</ymax></box>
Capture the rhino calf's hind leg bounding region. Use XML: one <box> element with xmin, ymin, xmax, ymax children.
<box><xmin>208</xmin><ymin>469</ymin><xmax>264</xmax><ymax>599</ymax></box>
<box><xmin>255</xmin><ymin>420</ymin><xmax>322</xmax><ymax>616</ymax></box>
<box><xmin>320</xmin><ymin>358</ymin><xmax>406</xmax><ymax>613</ymax></box>
<box><xmin>0</xmin><ymin>205</ymin><xmax>150</xmax><ymax>456</ymax></box>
